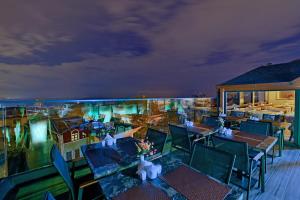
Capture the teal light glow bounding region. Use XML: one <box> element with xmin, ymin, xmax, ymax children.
<box><xmin>99</xmin><ymin>105</ymin><xmax>112</xmax><ymax>123</ymax></box>
<box><xmin>30</xmin><ymin>120</ymin><xmax>48</xmax><ymax>144</ymax></box>
<box><xmin>112</xmin><ymin>104</ymin><xmax>138</xmax><ymax>115</ymax></box>
<box><xmin>82</xmin><ymin>104</ymin><xmax>100</xmax><ymax>121</ymax></box>
<box><xmin>19</xmin><ymin>107</ymin><xmax>25</xmax><ymax>118</ymax></box>
<box><xmin>2</xmin><ymin>127</ymin><xmax>10</xmax><ymax>145</ymax></box>
<box><xmin>14</xmin><ymin>121</ymin><xmax>21</xmax><ymax>145</ymax></box>
<box><xmin>137</xmin><ymin>103</ymin><xmax>146</xmax><ymax>114</ymax></box>
<box><xmin>165</xmin><ymin>100</ymin><xmax>177</xmax><ymax>111</ymax></box>
<box><xmin>177</xmin><ymin>100</ymin><xmax>185</xmax><ymax>114</ymax></box>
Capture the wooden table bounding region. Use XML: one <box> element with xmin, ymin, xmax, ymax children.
<box><xmin>216</xmin><ymin>130</ymin><xmax>278</xmax><ymax>192</ymax></box>
<box><xmin>152</xmin><ymin>123</ymin><xmax>216</xmax><ymax>139</ymax></box>
<box><xmin>259</xmin><ymin>120</ymin><xmax>288</xmax><ymax>156</ymax></box>
<box><xmin>235</xmin><ymin>131</ymin><xmax>277</xmax><ymax>152</ymax></box>
<box><xmin>158</xmin><ymin>165</ymin><xmax>232</xmax><ymax>200</ymax></box>
<box><xmin>186</xmin><ymin>124</ymin><xmax>217</xmax><ymax>137</ymax></box>
<box><xmin>99</xmin><ymin>152</ymin><xmax>243</xmax><ymax>200</ymax></box>
<box><xmin>224</xmin><ymin>116</ymin><xmax>247</xmax><ymax>124</ymax></box>
<box><xmin>81</xmin><ymin>137</ymin><xmax>161</xmax><ymax>180</ymax></box>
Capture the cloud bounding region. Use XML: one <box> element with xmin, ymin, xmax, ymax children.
<box><xmin>0</xmin><ymin>30</ymin><xmax>151</xmax><ymax>65</ymax></box>
<box><xmin>1</xmin><ymin>0</ymin><xmax>300</xmax><ymax>99</ymax></box>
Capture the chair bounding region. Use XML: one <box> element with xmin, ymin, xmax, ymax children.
<box><xmin>254</xmin><ymin>117</ymin><xmax>285</xmax><ymax>155</ymax></box>
<box><xmin>0</xmin><ymin>177</ymin><xmax>18</xmax><ymax>200</ymax></box>
<box><xmin>50</xmin><ymin>145</ymin><xmax>101</xmax><ymax>200</ymax></box>
<box><xmin>168</xmin><ymin>124</ymin><xmax>192</xmax><ymax>153</ymax></box>
<box><xmin>44</xmin><ymin>192</ymin><xmax>56</xmax><ymax>200</ymax></box>
<box><xmin>240</xmin><ymin>121</ymin><xmax>270</xmax><ymax>136</ymax></box>
<box><xmin>201</xmin><ymin>116</ymin><xmax>219</xmax><ymax>128</ymax></box>
<box><xmin>243</xmin><ymin>120</ymin><xmax>277</xmax><ymax>164</ymax></box>
<box><xmin>145</xmin><ymin>128</ymin><xmax>168</xmax><ymax>154</ymax></box>
<box><xmin>190</xmin><ymin>143</ymin><xmax>236</xmax><ymax>184</ymax></box>
<box><xmin>212</xmin><ymin>136</ymin><xmax>264</xmax><ymax>200</ymax></box>
<box><xmin>262</xmin><ymin>114</ymin><xmax>280</xmax><ymax>122</ymax></box>
<box><xmin>230</xmin><ymin>111</ymin><xmax>245</xmax><ymax>118</ymax></box>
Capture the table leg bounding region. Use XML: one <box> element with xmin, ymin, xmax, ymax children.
<box><xmin>260</xmin><ymin>155</ymin><xmax>265</xmax><ymax>192</ymax></box>
<box><xmin>279</xmin><ymin>132</ymin><xmax>282</xmax><ymax>157</ymax></box>
<box><xmin>281</xmin><ymin>130</ymin><xmax>284</xmax><ymax>155</ymax></box>
<box><xmin>264</xmin><ymin>151</ymin><xmax>267</xmax><ymax>174</ymax></box>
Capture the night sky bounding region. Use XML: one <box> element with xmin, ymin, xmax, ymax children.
<box><xmin>1</xmin><ymin>0</ymin><xmax>300</xmax><ymax>99</ymax></box>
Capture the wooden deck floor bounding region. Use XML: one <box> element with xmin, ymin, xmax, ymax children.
<box><xmin>250</xmin><ymin>149</ymin><xmax>300</xmax><ymax>200</ymax></box>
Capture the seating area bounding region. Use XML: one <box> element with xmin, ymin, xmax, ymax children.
<box><xmin>0</xmin><ymin>98</ymin><xmax>299</xmax><ymax>200</ymax></box>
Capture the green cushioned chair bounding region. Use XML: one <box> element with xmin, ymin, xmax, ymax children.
<box><xmin>230</xmin><ymin>111</ymin><xmax>246</xmax><ymax>118</ymax></box>
<box><xmin>201</xmin><ymin>116</ymin><xmax>219</xmax><ymax>128</ymax></box>
<box><xmin>44</xmin><ymin>192</ymin><xmax>56</xmax><ymax>200</ymax></box>
<box><xmin>247</xmin><ymin>119</ymin><xmax>283</xmax><ymax>157</ymax></box>
<box><xmin>240</xmin><ymin>121</ymin><xmax>270</xmax><ymax>136</ymax></box>
<box><xmin>190</xmin><ymin>143</ymin><xmax>235</xmax><ymax>184</ymax></box>
<box><xmin>145</xmin><ymin>128</ymin><xmax>168</xmax><ymax>154</ymax></box>
<box><xmin>168</xmin><ymin>124</ymin><xmax>192</xmax><ymax>154</ymax></box>
<box><xmin>50</xmin><ymin>145</ymin><xmax>102</xmax><ymax>200</ymax></box>
<box><xmin>262</xmin><ymin>114</ymin><xmax>281</xmax><ymax>122</ymax></box>
<box><xmin>0</xmin><ymin>177</ymin><xmax>18</xmax><ymax>200</ymax></box>
<box><xmin>169</xmin><ymin>124</ymin><xmax>205</xmax><ymax>163</ymax></box>
<box><xmin>243</xmin><ymin>120</ymin><xmax>277</xmax><ymax>169</ymax></box>
<box><xmin>212</xmin><ymin>136</ymin><xmax>264</xmax><ymax>200</ymax></box>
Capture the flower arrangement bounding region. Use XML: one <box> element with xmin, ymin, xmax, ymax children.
<box><xmin>218</xmin><ymin>116</ymin><xmax>225</xmax><ymax>127</ymax></box>
<box><xmin>136</xmin><ymin>139</ymin><xmax>156</xmax><ymax>156</ymax></box>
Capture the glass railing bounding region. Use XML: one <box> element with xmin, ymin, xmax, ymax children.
<box><xmin>0</xmin><ymin>97</ymin><xmax>217</xmax><ymax>178</ymax></box>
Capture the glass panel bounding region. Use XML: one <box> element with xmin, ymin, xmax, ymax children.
<box><xmin>226</xmin><ymin>92</ymin><xmax>240</xmax><ymax>110</ymax></box>
<box><xmin>0</xmin><ymin>106</ymin><xmax>7</xmax><ymax>178</ymax></box>
<box><xmin>254</xmin><ymin>91</ymin><xmax>265</xmax><ymax>103</ymax></box>
<box><xmin>0</xmin><ymin>98</ymin><xmax>217</xmax><ymax>178</ymax></box>
<box><xmin>243</xmin><ymin>92</ymin><xmax>252</xmax><ymax>105</ymax></box>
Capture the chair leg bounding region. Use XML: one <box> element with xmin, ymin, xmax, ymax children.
<box><xmin>281</xmin><ymin>131</ymin><xmax>284</xmax><ymax>151</ymax></box>
<box><xmin>278</xmin><ymin>132</ymin><xmax>282</xmax><ymax>157</ymax></box>
<box><xmin>78</xmin><ymin>188</ymin><xmax>83</xmax><ymax>200</ymax></box>
<box><xmin>247</xmin><ymin>162</ymin><xmax>254</xmax><ymax>200</ymax></box>
<box><xmin>258</xmin><ymin>170</ymin><xmax>261</xmax><ymax>188</ymax></box>
<box><xmin>272</xmin><ymin>147</ymin><xmax>275</xmax><ymax>164</ymax></box>
<box><xmin>264</xmin><ymin>152</ymin><xmax>267</xmax><ymax>174</ymax></box>
<box><xmin>260</xmin><ymin>156</ymin><xmax>266</xmax><ymax>192</ymax></box>
<box><xmin>247</xmin><ymin>172</ymin><xmax>252</xmax><ymax>200</ymax></box>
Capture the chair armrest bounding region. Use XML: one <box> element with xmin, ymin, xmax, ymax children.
<box><xmin>79</xmin><ymin>179</ymin><xmax>99</xmax><ymax>189</ymax></box>
<box><xmin>274</xmin><ymin>128</ymin><xmax>284</xmax><ymax>138</ymax></box>
<box><xmin>78</xmin><ymin>179</ymin><xmax>101</xmax><ymax>200</ymax></box>
<box><xmin>187</xmin><ymin>130</ymin><xmax>199</xmax><ymax>137</ymax></box>
<box><xmin>251</xmin><ymin>152</ymin><xmax>264</xmax><ymax>162</ymax></box>
<box><xmin>193</xmin><ymin>136</ymin><xmax>205</xmax><ymax>144</ymax></box>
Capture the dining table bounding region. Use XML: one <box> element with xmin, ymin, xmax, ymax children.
<box><xmin>185</xmin><ymin>123</ymin><xmax>218</xmax><ymax>145</ymax></box>
<box><xmin>185</xmin><ymin>123</ymin><xmax>217</xmax><ymax>137</ymax></box>
<box><xmin>149</xmin><ymin>123</ymin><xmax>217</xmax><ymax>145</ymax></box>
<box><xmin>81</xmin><ymin>136</ymin><xmax>243</xmax><ymax>200</ymax></box>
<box><xmin>81</xmin><ymin>137</ymin><xmax>162</xmax><ymax>180</ymax></box>
<box><xmin>224</xmin><ymin>116</ymin><xmax>247</xmax><ymax>123</ymax></box>
<box><xmin>215</xmin><ymin>130</ymin><xmax>278</xmax><ymax>192</ymax></box>
<box><xmin>259</xmin><ymin>119</ymin><xmax>288</xmax><ymax>156</ymax></box>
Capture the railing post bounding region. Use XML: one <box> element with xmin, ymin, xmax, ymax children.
<box><xmin>294</xmin><ymin>89</ymin><xmax>300</xmax><ymax>146</ymax></box>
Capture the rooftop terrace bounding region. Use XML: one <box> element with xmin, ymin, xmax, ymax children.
<box><xmin>0</xmin><ymin>97</ymin><xmax>299</xmax><ymax>200</ymax></box>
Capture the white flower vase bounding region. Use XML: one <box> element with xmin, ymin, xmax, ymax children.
<box><xmin>140</xmin><ymin>154</ymin><xmax>145</xmax><ymax>162</ymax></box>
<box><xmin>218</xmin><ymin>126</ymin><xmax>225</xmax><ymax>134</ymax></box>
<box><xmin>225</xmin><ymin>128</ymin><xmax>232</xmax><ymax>136</ymax></box>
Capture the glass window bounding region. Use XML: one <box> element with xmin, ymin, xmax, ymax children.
<box><xmin>226</xmin><ymin>92</ymin><xmax>240</xmax><ymax>107</ymax></box>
